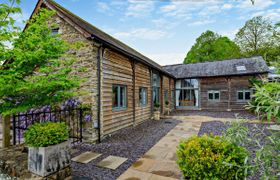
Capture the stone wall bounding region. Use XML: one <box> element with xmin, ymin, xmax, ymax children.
<box><xmin>48</xmin><ymin>15</ymin><xmax>99</xmax><ymax>142</ymax></box>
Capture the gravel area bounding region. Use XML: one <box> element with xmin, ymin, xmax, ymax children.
<box><xmin>72</xmin><ymin>119</ymin><xmax>180</xmax><ymax>180</ymax></box>
<box><xmin>172</xmin><ymin>110</ymin><xmax>258</xmax><ymax>120</ymax></box>
<box><xmin>198</xmin><ymin>121</ymin><xmax>279</xmax><ymax>180</ymax></box>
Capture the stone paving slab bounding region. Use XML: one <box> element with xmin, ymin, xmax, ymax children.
<box><xmin>71</xmin><ymin>151</ymin><xmax>101</xmax><ymax>164</ymax></box>
<box><xmin>97</xmin><ymin>155</ymin><xmax>127</xmax><ymax>170</ymax></box>
<box><xmin>118</xmin><ymin>116</ymin><xmax>205</xmax><ymax>180</ymax></box>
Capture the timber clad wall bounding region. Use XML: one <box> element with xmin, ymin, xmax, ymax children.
<box><xmin>102</xmin><ymin>49</ymin><xmax>134</xmax><ymax>135</ymax></box>
<box><xmin>200</xmin><ymin>76</ymin><xmax>254</xmax><ymax>111</ymax></box>
<box><xmin>135</xmin><ymin>63</ymin><xmax>152</xmax><ymax>124</ymax></box>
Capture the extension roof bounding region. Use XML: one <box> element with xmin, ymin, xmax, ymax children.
<box><xmin>163</xmin><ymin>56</ymin><xmax>269</xmax><ymax>79</ymax></box>
<box><xmin>31</xmin><ymin>0</ymin><xmax>174</xmax><ymax>77</ymax></box>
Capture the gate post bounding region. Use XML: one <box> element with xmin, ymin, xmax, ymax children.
<box><xmin>2</xmin><ymin>115</ymin><xmax>11</xmax><ymax>148</ymax></box>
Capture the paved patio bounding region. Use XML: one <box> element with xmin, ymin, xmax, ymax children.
<box><xmin>118</xmin><ymin>114</ymin><xmax>256</xmax><ymax>180</ymax></box>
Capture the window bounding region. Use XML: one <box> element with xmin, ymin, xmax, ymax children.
<box><xmin>139</xmin><ymin>87</ymin><xmax>147</xmax><ymax>107</ymax></box>
<box><xmin>208</xmin><ymin>91</ymin><xmax>220</xmax><ymax>101</ymax></box>
<box><xmin>112</xmin><ymin>85</ymin><xmax>127</xmax><ymax>110</ymax></box>
<box><xmin>51</xmin><ymin>28</ymin><xmax>59</xmax><ymax>35</ymax></box>
<box><xmin>152</xmin><ymin>73</ymin><xmax>160</xmax><ymax>105</ymax></box>
<box><xmin>236</xmin><ymin>65</ymin><xmax>246</xmax><ymax>71</ymax></box>
<box><xmin>237</xmin><ymin>90</ymin><xmax>251</xmax><ymax>101</ymax></box>
<box><xmin>175</xmin><ymin>79</ymin><xmax>199</xmax><ymax>107</ymax></box>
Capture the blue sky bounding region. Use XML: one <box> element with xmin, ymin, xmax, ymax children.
<box><xmin>16</xmin><ymin>0</ymin><xmax>280</xmax><ymax>65</ymax></box>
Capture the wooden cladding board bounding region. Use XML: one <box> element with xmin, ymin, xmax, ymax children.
<box><xmin>200</xmin><ymin>76</ymin><xmax>254</xmax><ymax>111</ymax></box>
<box><xmin>102</xmin><ymin>49</ymin><xmax>134</xmax><ymax>134</ymax></box>
<box><xmin>135</xmin><ymin>63</ymin><xmax>152</xmax><ymax>124</ymax></box>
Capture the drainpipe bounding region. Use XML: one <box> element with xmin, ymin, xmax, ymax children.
<box><xmin>96</xmin><ymin>41</ymin><xmax>103</xmax><ymax>143</ymax></box>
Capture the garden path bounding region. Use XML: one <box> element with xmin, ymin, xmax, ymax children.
<box><xmin>118</xmin><ymin>114</ymin><xmax>253</xmax><ymax>180</ymax></box>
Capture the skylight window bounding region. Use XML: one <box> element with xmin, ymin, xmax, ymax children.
<box><xmin>236</xmin><ymin>65</ymin><xmax>246</xmax><ymax>71</ymax></box>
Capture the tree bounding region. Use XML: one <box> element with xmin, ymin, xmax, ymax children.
<box><xmin>235</xmin><ymin>16</ymin><xmax>279</xmax><ymax>64</ymax></box>
<box><xmin>0</xmin><ymin>1</ymin><xmax>80</xmax><ymax>116</ymax></box>
<box><xmin>184</xmin><ymin>30</ymin><xmax>241</xmax><ymax>64</ymax></box>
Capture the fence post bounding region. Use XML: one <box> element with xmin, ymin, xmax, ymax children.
<box><xmin>2</xmin><ymin>115</ymin><xmax>11</xmax><ymax>148</ymax></box>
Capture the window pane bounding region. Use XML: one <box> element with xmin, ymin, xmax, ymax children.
<box><xmin>238</xmin><ymin>91</ymin><xmax>243</xmax><ymax>100</ymax></box>
<box><xmin>153</xmin><ymin>73</ymin><xmax>160</xmax><ymax>87</ymax></box>
<box><xmin>112</xmin><ymin>86</ymin><xmax>118</xmax><ymax>107</ymax></box>
<box><xmin>214</xmin><ymin>92</ymin><xmax>219</xmax><ymax>100</ymax></box>
<box><xmin>208</xmin><ymin>92</ymin><xmax>213</xmax><ymax>100</ymax></box>
<box><xmin>153</xmin><ymin>87</ymin><xmax>160</xmax><ymax>104</ymax></box>
<box><xmin>245</xmin><ymin>91</ymin><xmax>251</xmax><ymax>100</ymax></box>
<box><xmin>120</xmin><ymin>86</ymin><xmax>126</xmax><ymax>107</ymax></box>
<box><xmin>139</xmin><ymin>88</ymin><xmax>147</xmax><ymax>106</ymax></box>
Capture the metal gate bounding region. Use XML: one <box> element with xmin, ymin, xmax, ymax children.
<box><xmin>12</xmin><ymin>108</ymin><xmax>89</xmax><ymax>145</ymax></box>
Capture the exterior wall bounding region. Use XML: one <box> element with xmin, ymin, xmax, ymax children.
<box><xmin>48</xmin><ymin>15</ymin><xmax>99</xmax><ymax>142</ymax></box>
<box><xmin>200</xmin><ymin>75</ymin><xmax>254</xmax><ymax>111</ymax></box>
<box><xmin>101</xmin><ymin>49</ymin><xmax>134</xmax><ymax>135</ymax></box>
<box><xmin>200</xmin><ymin>77</ymin><xmax>229</xmax><ymax>111</ymax></box>
<box><xmin>161</xmin><ymin>75</ymin><xmax>174</xmax><ymax>114</ymax></box>
<box><xmin>135</xmin><ymin>63</ymin><xmax>152</xmax><ymax>124</ymax></box>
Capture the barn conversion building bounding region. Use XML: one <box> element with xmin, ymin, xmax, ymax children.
<box><xmin>29</xmin><ymin>0</ymin><xmax>269</xmax><ymax>143</ymax></box>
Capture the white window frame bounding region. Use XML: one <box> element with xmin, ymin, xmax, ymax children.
<box><xmin>208</xmin><ymin>90</ymin><xmax>220</xmax><ymax>101</ymax></box>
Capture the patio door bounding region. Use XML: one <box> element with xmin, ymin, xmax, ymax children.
<box><xmin>176</xmin><ymin>79</ymin><xmax>199</xmax><ymax>109</ymax></box>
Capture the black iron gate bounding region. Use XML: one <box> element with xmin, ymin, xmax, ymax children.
<box><xmin>12</xmin><ymin>108</ymin><xmax>89</xmax><ymax>145</ymax></box>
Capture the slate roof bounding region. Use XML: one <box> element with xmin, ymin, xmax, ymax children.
<box><xmin>41</xmin><ymin>0</ymin><xmax>174</xmax><ymax>77</ymax></box>
<box><xmin>163</xmin><ymin>56</ymin><xmax>269</xmax><ymax>79</ymax></box>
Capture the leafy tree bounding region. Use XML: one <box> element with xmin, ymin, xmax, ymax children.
<box><xmin>0</xmin><ymin>1</ymin><xmax>80</xmax><ymax>116</ymax></box>
<box><xmin>184</xmin><ymin>30</ymin><xmax>241</xmax><ymax>64</ymax></box>
<box><xmin>235</xmin><ymin>16</ymin><xmax>279</xmax><ymax>64</ymax></box>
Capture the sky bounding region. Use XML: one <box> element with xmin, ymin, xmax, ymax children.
<box><xmin>14</xmin><ymin>0</ymin><xmax>280</xmax><ymax>65</ymax></box>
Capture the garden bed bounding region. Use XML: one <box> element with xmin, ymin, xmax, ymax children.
<box><xmin>198</xmin><ymin>121</ymin><xmax>280</xmax><ymax>180</ymax></box>
<box><xmin>72</xmin><ymin>119</ymin><xmax>180</xmax><ymax>180</ymax></box>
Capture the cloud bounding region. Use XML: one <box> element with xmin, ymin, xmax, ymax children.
<box><xmin>97</xmin><ymin>2</ymin><xmax>110</xmax><ymax>13</ymax></box>
<box><xmin>251</xmin><ymin>8</ymin><xmax>280</xmax><ymax>22</ymax></box>
<box><xmin>237</xmin><ymin>0</ymin><xmax>275</xmax><ymax>11</ymax></box>
<box><xmin>219</xmin><ymin>29</ymin><xmax>239</xmax><ymax>40</ymax></box>
<box><xmin>114</xmin><ymin>28</ymin><xmax>169</xmax><ymax>40</ymax></box>
<box><xmin>222</xmin><ymin>3</ymin><xmax>233</xmax><ymax>10</ymax></box>
<box><xmin>146</xmin><ymin>52</ymin><xmax>186</xmax><ymax>66</ymax></box>
<box><xmin>189</xmin><ymin>19</ymin><xmax>215</xmax><ymax>26</ymax></box>
<box><xmin>160</xmin><ymin>0</ymin><xmax>221</xmax><ymax>18</ymax></box>
<box><xmin>125</xmin><ymin>0</ymin><xmax>155</xmax><ymax>17</ymax></box>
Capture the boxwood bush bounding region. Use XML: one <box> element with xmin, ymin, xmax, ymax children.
<box><xmin>24</xmin><ymin>122</ymin><xmax>69</xmax><ymax>147</ymax></box>
<box><xmin>177</xmin><ymin>134</ymin><xmax>248</xmax><ymax>179</ymax></box>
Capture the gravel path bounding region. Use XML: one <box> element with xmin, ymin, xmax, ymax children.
<box><xmin>198</xmin><ymin>121</ymin><xmax>279</xmax><ymax>180</ymax></box>
<box><xmin>172</xmin><ymin>110</ymin><xmax>258</xmax><ymax>120</ymax></box>
<box><xmin>72</xmin><ymin>119</ymin><xmax>180</xmax><ymax>180</ymax></box>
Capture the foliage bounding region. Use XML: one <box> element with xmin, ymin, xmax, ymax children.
<box><xmin>184</xmin><ymin>30</ymin><xmax>241</xmax><ymax>64</ymax></box>
<box><xmin>176</xmin><ymin>134</ymin><xmax>248</xmax><ymax>179</ymax></box>
<box><xmin>223</xmin><ymin>121</ymin><xmax>280</xmax><ymax>179</ymax></box>
<box><xmin>0</xmin><ymin>4</ymin><xmax>80</xmax><ymax>116</ymax></box>
<box><xmin>247</xmin><ymin>82</ymin><xmax>280</xmax><ymax>122</ymax></box>
<box><xmin>154</xmin><ymin>102</ymin><xmax>160</xmax><ymax>111</ymax></box>
<box><xmin>165</xmin><ymin>100</ymin><xmax>169</xmax><ymax>106</ymax></box>
<box><xmin>235</xmin><ymin>16</ymin><xmax>279</xmax><ymax>64</ymax></box>
<box><xmin>24</xmin><ymin>122</ymin><xmax>69</xmax><ymax>147</ymax></box>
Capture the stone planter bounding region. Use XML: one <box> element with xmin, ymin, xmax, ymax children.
<box><xmin>28</xmin><ymin>141</ymin><xmax>71</xmax><ymax>177</ymax></box>
<box><xmin>153</xmin><ymin>111</ymin><xmax>160</xmax><ymax>120</ymax></box>
<box><xmin>165</xmin><ymin>107</ymin><xmax>171</xmax><ymax>115</ymax></box>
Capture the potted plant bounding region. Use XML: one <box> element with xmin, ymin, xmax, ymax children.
<box><xmin>153</xmin><ymin>103</ymin><xmax>161</xmax><ymax>120</ymax></box>
<box><xmin>24</xmin><ymin>122</ymin><xmax>70</xmax><ymax>177</ymax></box>
<box><xmin>165</xmin><ymin>100</ymin><xmax>171</xmax><ymax>115</ymax></box>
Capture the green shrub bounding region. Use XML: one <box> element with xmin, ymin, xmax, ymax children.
<box><xmin>247</xmin><ymin>82</ymin><xmax>280</xmax><ymax>122</ymax></box>
<box><xmin>24</xmin><ymin>122</ymin><xmax>69</xmax><ymax>147</ymax></box>
<box><xmin>176</xmin><ymin>134</ymin><xmax>248</xmax><ymax>179</ymax></box>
